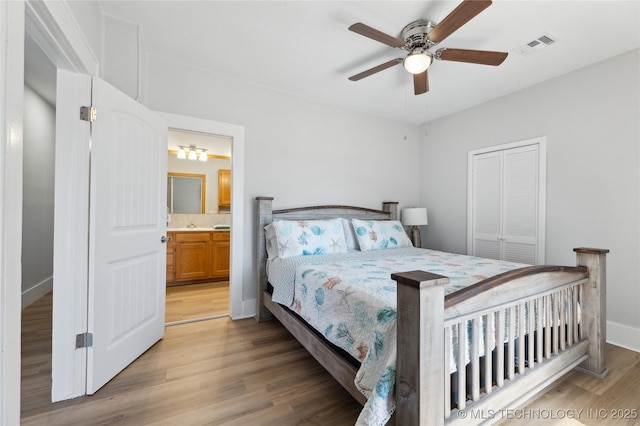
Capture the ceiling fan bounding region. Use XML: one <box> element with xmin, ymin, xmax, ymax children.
<box><xmin>348</xmin><ymin>0</ymin><xmax>508</xmax><ymax>95</ymax></box>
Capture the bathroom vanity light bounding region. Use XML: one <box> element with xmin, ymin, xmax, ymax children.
<box><xmin>176</xmin><ymin>144</ymin><xmax>207</xmax><ymax>162</ymax></box>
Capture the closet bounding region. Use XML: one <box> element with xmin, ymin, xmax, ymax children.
<box><xmin>467</xmin><ymin>137</ymin><xmax>546</xmax><ymax>265</ymax></box>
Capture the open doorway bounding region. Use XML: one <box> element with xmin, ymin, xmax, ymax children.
<box><xmin>22</xmin><ymin>31</ymin><xmax>56</xmax><ymax>309</ymax></box>
<box><xmin>21</xmin><ymin>25</ymin><xmax>57</xmax><ymax>417</ymax></box>
<box><xmin>165</xmin><ymin>130</ymin><xmax>232</xmax><ymax>324</ymax></box>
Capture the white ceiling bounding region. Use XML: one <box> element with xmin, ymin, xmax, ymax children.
<box><xmin>97</xmin><ymin>1</ymin><xmax>638</xmax><ymax>125</ymax></box>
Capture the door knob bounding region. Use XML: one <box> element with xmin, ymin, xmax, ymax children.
<box><xmin>161</xmin><ymin>236</ymin><xmax>172</xmax><ymax>243</ymax></box>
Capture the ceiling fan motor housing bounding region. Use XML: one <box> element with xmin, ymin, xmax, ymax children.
<box><xmin>401</xmin><ymin>19</ymin><xmax>437</xmax><ymax>51</ymax></box>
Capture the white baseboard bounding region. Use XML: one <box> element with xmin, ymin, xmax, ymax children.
<box><xmin>232</xmin><ymin>298</ymin><xmax>256</xmax><ymax>320</ymax></box>
<box><xmin>22</xmin><ymin>277</ymin><xmax>53</xmax><ymax>309</ymax></box>
<box><xmin>607</xmin><ymin>320</ymin><xmax>640</xmax><ymax>353</ymax></box>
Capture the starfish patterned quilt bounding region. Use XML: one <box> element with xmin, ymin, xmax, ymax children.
<box><xmin>267</xmin><ymin>247</ymin><xmax>526</xmax><ymax>426</ymax></box>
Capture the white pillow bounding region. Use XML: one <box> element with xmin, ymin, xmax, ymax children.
<box><xmin>351</xmin><ymin>219</ymin><xmax>413</xmax><ymax>251</ymax></box>
<box><xmin>264</xmin><ymin>223</ymin><xmax>279</xmax><ymax>259</ymax></box>
<box><xmin>271</xmin><ymin>218</ymin><xmax>347</xmax><ymax>258</ymax></box>
<box><xmin>340</xmin><ymin>218</ymin><xmax>360</xmax><ymax>251</ymax></box>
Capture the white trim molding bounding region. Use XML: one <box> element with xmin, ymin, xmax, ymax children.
<box><xmin>25</xmin><ymin>0</ymin><xmax>98</xmax><ymax>75</ymax></box>
<box><xmin>0</xmin><ymin>1</ymin><xmax>25</xmax><ymax>423</ymax></box>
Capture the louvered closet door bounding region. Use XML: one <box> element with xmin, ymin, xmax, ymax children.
<box><xmin>469</xmin><ymin>141</ymin><xmax>542</xmax><ymax>265</ymax></box>
<box><xmin>502</xmin><ymin>145</ymin><xmax>538</xmax><ymax>264</ymax></box>
<box><xmin>471</xmin><ymin>152</ymin><xmax>503</xmax><ymax>260</ymax></box>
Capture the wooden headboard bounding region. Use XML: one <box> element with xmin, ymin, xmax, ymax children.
<box><xmin>255</xmin><ymin>197</ymin><xmax>398</xmax><ymax>321</ymax></box>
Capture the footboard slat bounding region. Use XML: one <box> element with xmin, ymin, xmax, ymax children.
<box><xmin>571</xmin><ymin>288</ymin><xmax>580</xmax><ymax>343</ymax></box>
<box><xmin>536</xmin><ymin>298</ymin><xmax>543</xmax><ymax>363</ymax></box>
<box><xmin>471</xmin><ymin>318</ymin><xmax>480</xmax><ymax>402</ymax></box>
<box><xmin>552</xmin><ymin>293</ymin><xmax>559</xmax><ymax>354</ymax></box>
<box><xmin>456</xmin><ymin>322</ymin><xmax>467</xmax><ymax>410</ymax></box>
<box><xmin>483</xmin><ymin>314</ymin><xmax>492</xmax><ymax>396</ymax></box>
<box><xmin>527</xmin><ymin>301</ymin><xmax>535</xmax><ymax>370</ymax></box>
<box><xmin>568</xmin><ymin>288</ymin><xmax>574</xmax><ymax>344</ymax></box>
<box><xmin>507</xmin><ymin>306</ymin><xmax>515</xmax><ymax>380</ymax></box>
<box><xmin>495</xmin><ymin>309</ymin><xmax>505</xmax><ymax>387</ymax></box>
<box><xmin>560</xmin><ymin>289</ymin><xmax>567</xmax><ymax>351</ymax></box>
<box><xmin>518</xmin><ymin>303</ymin><xmax>525</xmax><ymax>374</ymax></box>
<box><xmin>544</xmin><ymin>295</ymin><xmax>551</xmax><ymax>359</ymax></box>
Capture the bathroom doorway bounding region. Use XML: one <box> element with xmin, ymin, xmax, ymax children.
<box><xmin>165</xmin><ymin>130</ymin><xmax>232</xmax><ymax>324</ymax></box>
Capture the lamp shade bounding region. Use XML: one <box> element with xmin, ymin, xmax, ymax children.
<box><xmin>402</xmin><ymin>208</ymin><xmax>428</xmax><ymax>226</ymax></box>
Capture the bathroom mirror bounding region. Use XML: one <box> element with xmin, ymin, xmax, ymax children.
<box><xmin>167</xmin><ymin>173</ymin><xmax>206</xmax><ymax>213</ymax></box>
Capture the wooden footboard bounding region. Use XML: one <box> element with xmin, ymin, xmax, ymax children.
<box><xmin>255</xmin><ymin>196</ymin><xmax>608</xmax><ymax>426</ymax></box>
<box><xmin>393</xmin><ymin>248</ymin><xmax>608</xmax><ymax>426</ymax></box>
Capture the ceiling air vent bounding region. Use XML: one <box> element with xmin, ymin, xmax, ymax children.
<box><xmin>514</xmin><ymin>33</ymin><xmax>557</xmax><ymax>56</ymax></box>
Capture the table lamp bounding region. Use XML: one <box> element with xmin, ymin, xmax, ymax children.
<box><xmin>402</xmin><ymin>207</ymin><xmax>428</xmax><ymax>248</ymax></box>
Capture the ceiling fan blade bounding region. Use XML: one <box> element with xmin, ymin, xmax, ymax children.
<box><xmin>437</xmin><ymin>48</ymin><xmax>507</xmax><ymax>65</ymax></box>
<box><xmin>413</xmin><ymin>71</ymin><xmax>429</xmax><ymax>95</ymax></box>
<box><xmin>428</xmin><ymin>0</ymin><xmax>492</xmax><ymax>44</ymax></box>
<box><xmin>348</xmin><ymin>58</ymin><xmax>403</xmax><ymax>81</ymax></box>
<box><xmin>349</xmin><ymin>23</ymin><xmax>406</xmax><ymax>48</ymax></box>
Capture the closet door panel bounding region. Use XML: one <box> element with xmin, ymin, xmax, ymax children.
<box><xmin>472</xmin><ymin>152</ymin><xmax>503</xmax><ymax>260</ymax></box>
<box><xmin>503</xmin><ymin>241</ymin><xmax>536</xmax><ymax>264</ymax></box>
<box><xmin>503</xmin><ymin>145</ymin><xmax>538</xmax><ymax>264</ymax></box>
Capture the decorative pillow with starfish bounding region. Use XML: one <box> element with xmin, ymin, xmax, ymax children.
<box><xmin>271</xmin><ymin>218</ymin><xmax>347</xmax><ymax>258</ymax></box>
<box><xmin>351</xmin><ymin>219</ymin><xmax>413</xmax><ymax>251</ymax></box>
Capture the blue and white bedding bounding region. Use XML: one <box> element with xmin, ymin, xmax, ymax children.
<box><xmin>268</xmin><ymin>247</ymin><xmax>526</xmax><ymax>426</ymax></box>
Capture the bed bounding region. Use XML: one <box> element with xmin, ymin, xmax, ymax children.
<box><xmin>255</xmin><ymin>197</ymin><xmax>608</xmax><ymax>425</ymax></box>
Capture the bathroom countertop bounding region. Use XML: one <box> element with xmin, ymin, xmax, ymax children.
<box><xmin>167</xmin><ymin>228</ymin><xmax>230</xmax><ymax>232</ymax></box>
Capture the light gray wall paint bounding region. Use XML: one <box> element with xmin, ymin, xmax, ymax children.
<box><xmin>65</xmin><ymin>0</ymin><xmax>104</xmax><ymax>67</ymax></box>
<box><xmin>102</xmin><ymin>15</ymin><xmax>141</xmax><ymax>100</ymax></box>
<box><xmin>144</xmin><ymin>55</ymin><xmax>422</xmax><ymax>301</ymax></box>
<box><xmin>420</xmin><ymin>49</ymin><xmax>640</xmax><ymax>349</ymax></box>
<box><xmin>22</xmin><ymin>85</ymin><xmax>55</xmax><ymax>295</ymax></box>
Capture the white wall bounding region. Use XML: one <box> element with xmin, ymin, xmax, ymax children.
<box><xmin>102</xmin><ymin>15</ymin><xmax>141</xmax><ymax>101</ymax></box>
<box><xmin>420</xmin><ymin>49</ymin><xmax>640</xmax><ymax>351</ymax></box>
<box><xmin>144</xmin><ymin>55</ymin><xmax>422</xmax><ymax>301</ymax></box>
<box><xmin>65</xmin><ymin>0</ymin><xmax>103</xmax><ymax>69</ymax></box>
<box><xmin>22</xmin><ymin>85</ymin><xmax>55</xmax><ymax>306</ymax></box>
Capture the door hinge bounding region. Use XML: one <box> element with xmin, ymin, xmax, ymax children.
<box><xmin>76</xmin><ymin>332</ymin><xmax>94</xmax><ymax>349</ymax></box>
<box><xmin>80</xmin><ymin>106</ymin><xmax>97</xmax><ymax>122</ymax></box>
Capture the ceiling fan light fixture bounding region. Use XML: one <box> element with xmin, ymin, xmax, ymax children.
<box><xmin>403</xmin><ymin>49</ymin><xmax>432</xmax><ymax>74</ymax></box>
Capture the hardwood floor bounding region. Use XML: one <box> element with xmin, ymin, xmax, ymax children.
<box><xmin>166</xmin><ymin>281</ymin><xmax>229</xmax><ymax>323</ymax></box>
<box><xmin>21</xmin><ymin>293</ymin><xmax>640</xmax><ymax>425</ymax></box>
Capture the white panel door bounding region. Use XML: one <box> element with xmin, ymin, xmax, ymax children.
<box><xmin>87</xmin><ymin>77</ymin><xmax>167</xmax><ymax>393</ymax></box>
